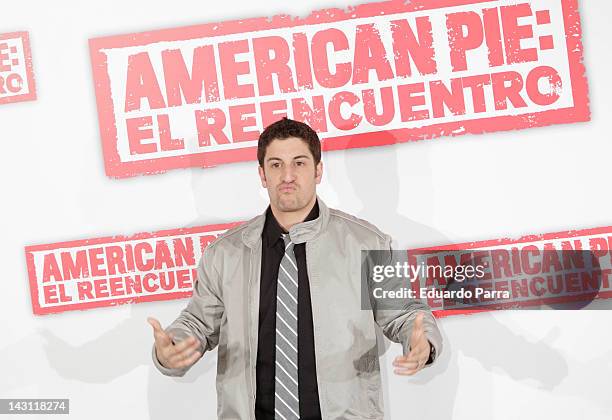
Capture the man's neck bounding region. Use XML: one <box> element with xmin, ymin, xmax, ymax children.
<box><xmin>271</xmin><ymin>196</ymin><xmax>317</xmax><ymax>232</ymax></box>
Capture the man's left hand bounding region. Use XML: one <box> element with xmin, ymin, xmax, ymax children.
<box><xmin>392</xmin><ymin>311</ymin><xmax>431</xmax><ymax>376</ymax></box>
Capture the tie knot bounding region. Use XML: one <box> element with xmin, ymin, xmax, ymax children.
<box><xmin>282</xmin><ymin>233</ymin><xmax>293</xmax><ymax>249</ymax></box>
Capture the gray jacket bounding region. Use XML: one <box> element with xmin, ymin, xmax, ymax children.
<box><xmin>152</xmin><ymin>197</ymin><xmax>443</xmax><ymax>419</ymax></box>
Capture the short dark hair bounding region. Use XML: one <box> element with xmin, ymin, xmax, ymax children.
<box><xmin>257</xmin><ymin>117</ymin><xmax>321</xmax><ymax>167</ymax></box>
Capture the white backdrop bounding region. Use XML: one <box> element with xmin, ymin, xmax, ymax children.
<box><xmin>1</xmin><ymin>1</ymin><xmax>611</xmax><ymax>419</ymax></box>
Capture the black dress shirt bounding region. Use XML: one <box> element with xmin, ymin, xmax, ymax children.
<box><xmin>255</xmin><ymin>201</ymin><xmax>322</xmax><ymax>420</ymax></box>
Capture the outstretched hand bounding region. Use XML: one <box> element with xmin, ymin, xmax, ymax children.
<box><xmin>148</xmin><ymin>317</ymin><xmax>201</xmax><ymax>369</ymax></box>
<box><xmin>392</xmin><ymin>312</ymin><xmax>431</xmax><ymax>376</ymax></box>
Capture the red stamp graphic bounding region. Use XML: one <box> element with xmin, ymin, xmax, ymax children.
<box><xmin>0</xmin><ymin>31</ymin><xmax>36</xmax><ymax>104</ymax></box>
<box><xmin>25</xmin><ymin>222</ymin><xmax>240</xmax><ymax>315</ymax></box>
<box><xmin>26</xmin><ymin>220</ymin><xmax>611</xmax><ymax>316</ymax></box>
<box><xmin>90</xmin><ymin>0</ymin><xmax>589</xmax><ymax>178</ymax></box>
<box><xmin>410</xmin><ymin>226</ymin><xmax>612</xmax><ymax>317</ymax></box>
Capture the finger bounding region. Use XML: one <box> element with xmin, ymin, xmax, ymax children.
<box><xmin>394</xmin><ymin>365</ymin><xmax>422</xmax><ymax>376</ymax></box>
<box><xmin>395</xmin><ymin>349</ymin><xmax>424</xmax><ymax>362</ymax></box>
<box><xmin>394</xmin><ymin>353</ymin><xmax>427</xmax><ymax>375</ymax></box>
<box><xmin>168</xmin><ymin>335</ymin><xmax>198</xmax><ymax>355</ymax></box>
<box><xmin>394</xmin><ymin>348</ymin><xmax>426</xmax><ymax>362</ymax></box>
<box><xmin>397</xmin><ymin>349</ymin><xmax>428</xmax><ymax>366</ymax></box>
<box><xmin>393</xmin><ymin>359</ymin><xmax>419</xmax><ymax>370</ymax></box>
<box><xmin>175</xmin><ymin>350</ymin><xmax>202</xmax><ymax>369</ymax></box>
<box><xmin>401</xmin><ymin>350</ymin><xmax>427</xmax><ymax>364</ymax></box>
<box><xmin>166</xmin><ymin>338</ymin><xmax>201</xmax><ymax>364</ymax></box>
<box><xmin>167</xmin><ymin>340</ymin><xmax>202</xmax><ymax>367</ymax></box>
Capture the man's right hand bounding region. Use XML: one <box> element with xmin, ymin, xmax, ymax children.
<box><xmin>147</xmin><ymin>317</ymin><xmax>202</xmax><ymax>369</ymax></box>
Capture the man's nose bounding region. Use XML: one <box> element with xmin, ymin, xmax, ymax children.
<box><xmin>281</xmin><ymin>166</ymin><xmax>296</xmax><ymax>182</ymax></box>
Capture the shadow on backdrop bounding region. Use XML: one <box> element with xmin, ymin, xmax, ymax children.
<box><xmin>31</xmin><ymin>161</ymin><xmax>266</xmax><ymax>419</ymax></box>
<box><xmin>335</xmin><ymin>130</ymin><xmax>590</xmax><ymax>419</ymax></box>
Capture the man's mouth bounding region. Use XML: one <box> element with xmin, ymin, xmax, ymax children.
<box><xmin>279</xmin><ymin>185</ymin><xmax>296</xmax><ymax>193</ymax></box>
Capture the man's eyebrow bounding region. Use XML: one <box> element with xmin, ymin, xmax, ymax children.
<box><xmin>265</xmin><ymin>155</ymin><xmax>312</xmax><ymax>162</ymax></box>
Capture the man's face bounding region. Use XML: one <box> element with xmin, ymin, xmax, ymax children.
<box><xmin>258</xmin><ymin>137</ymin><xmax>323</xmax><ymax>214</ymax></box>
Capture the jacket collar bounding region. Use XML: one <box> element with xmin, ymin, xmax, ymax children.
<box><xmin>263</xmin><ymin>200</ymin><xmax>319</xmax><ymax>248</ymax></box>
<box><xmin>242</xmin><ymin>195</ymin><xmax>330</xmax><ymax>248</ymax></box>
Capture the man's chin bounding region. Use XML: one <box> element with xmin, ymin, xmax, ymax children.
<box><xmin>277</xmin><ymin>197</ymin><xmax>302</xmax><ymax>212</ymax></box>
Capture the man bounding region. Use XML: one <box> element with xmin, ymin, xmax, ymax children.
<box><xmin>148</xmin><ymin>118</ymin><xmax>443</xmax><ymax>419</ymax></box>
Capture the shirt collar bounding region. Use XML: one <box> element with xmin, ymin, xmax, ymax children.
<box><xmin>263</xmin><ymin>199</ymin><xmax>320</xmax><ymax>248</ymax></box>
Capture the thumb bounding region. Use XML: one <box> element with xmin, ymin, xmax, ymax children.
<box><xmin>415</xmin><ymin>311</ymin><xmax>424</xmax><ymax>328</ymax></box>
<box><xmin>410</xmin><ymin>312</ymin><xmax>425</xmax><ymax>344</ymax></box>
<box><xmin>147</xmin><ymin>316</ymin><xmax>162</xmax><ymax>332</ymax></box>
<box><xmin>147</xmin><ymin>317</ymin><xmax>172</xmax><ymax>346</ymax></box>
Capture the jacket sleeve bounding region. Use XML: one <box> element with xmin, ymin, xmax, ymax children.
<box><xmin>368</xmin><ymin>234</ymin><xmax>443</xmax><ymax>367</ymax></box>
<box><xmin>152</xmin><ymin>244</ymin><xmax>224</xmax><ymax>377</ymax></box>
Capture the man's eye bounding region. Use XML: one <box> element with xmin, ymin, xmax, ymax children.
<box><xmin>296</xmin><ymin>161</ymin><xmax>305</xmax><ymax>166</ymax></box>
<box><xmin>271</xmin><ymin>163</ymin><xmax>280</xmax><ymax>168</ymax></box>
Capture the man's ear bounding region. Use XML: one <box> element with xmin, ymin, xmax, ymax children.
<box><xmin>258</xmin><ymin>165</ymin><xmax>267</xmax><ymax>188</ymax></box>
<box><xmin>315</xmin><ymin>161</ymin><xmax>323</xmax><ymax>184</ymax></box>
